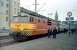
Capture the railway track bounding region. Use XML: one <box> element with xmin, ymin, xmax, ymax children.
<box><xmin>0</xmin><ymin>34</ymin><xmax>46</xmax><ymax>47</ymax></box>
<box><xmin>0</xmin><ymin>36</ymin><xmax>15</xmax><ymax>47</ymax></box>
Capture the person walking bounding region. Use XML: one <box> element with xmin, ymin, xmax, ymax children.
<box><xmin>48</xmin><ymin>26</ymin><xmax>52</xmax><ymax>38</ymax></box>
<box><xmin>52</xmin><ymin>27</ymin><xmax>58</xmax><ymax>38</ymax></box>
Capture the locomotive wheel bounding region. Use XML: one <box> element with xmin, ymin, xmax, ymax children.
<box><xmin>14</xmin><ymin>35</ymin><xmax>27</xmax><ymax>42</ymax></box>
<box><xmin>11</xmin><ymin>32</ymin><xmax>27</xmax><ymax>42</ymax></box>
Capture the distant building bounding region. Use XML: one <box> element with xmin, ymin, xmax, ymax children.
<box><xmin>0</xmin><ymin>0</ymin><xmax>20</xmax><ymax>29</ymax></box>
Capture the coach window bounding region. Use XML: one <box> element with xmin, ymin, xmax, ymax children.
<box><xmin>30</xmin><ymin>17</ymin><xmax>34</xmax><ymax>22</ymax></box>
<box><xmin>29</xmin><ymin>17</ymin><xmax>31</xmax><ymax>22</ymax></box>
<box><xmin>43</xmin><ymin>20</ymin><xmax>45</xmax><ymax>23</ymax></box>
<box><xmin>38</xmin><ymin>19</ymin><xmax>40</xmax><ymax>23</ymax></box>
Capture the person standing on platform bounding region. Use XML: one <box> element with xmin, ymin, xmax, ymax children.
<box><xmin>52</xmin><ymin>27</ymin><xmax>58</xmax><ymax>38</ymax></box>
<box><xmin>48</xmin><ymin>25</ymin><xmax>52</xmax><ymax>38</ymax></box>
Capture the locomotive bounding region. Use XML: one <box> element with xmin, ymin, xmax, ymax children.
<box><xmin>10</xmin><ymin>15</ymin><xmax>57</xmax><ymax>41</ymax></box>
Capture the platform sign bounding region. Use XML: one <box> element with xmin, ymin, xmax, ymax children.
<box><xmin>66</xmin><ymin>17</ymin><xmax>69</xmax><ymax>21</ymax></box>
<box><xmin>66</xmin><ymin>11</ymin><xmax>74</xmax><ymax>21</ymax></box>
<box><xmin>66</xmin><ymin>17</ymin><xmax>74</xmax><ymax>21</ymax></box>
<box><xmin>67</xmin><ymin>11</ymin><xmax>72</xmax><ymax>16</ymax></box>
<box><xmin>70</xmin><ymin>17</ymin><xmax>74</xmax><ymax>20</ymax></box>
<box><xmin>66</xmin><ymin>11</ymin><xmax>74</xmax><ymax>34</ymax></box>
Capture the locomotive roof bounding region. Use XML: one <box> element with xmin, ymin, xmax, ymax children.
<box><xmin>20</xmin><ymin>7</ymin><xmax>49</xmax><ymax>19</ymax></box>
<box><xmin>19</xmin><ymin>7</ymin><xmax>55</xmax><ymax>21</ymax></box>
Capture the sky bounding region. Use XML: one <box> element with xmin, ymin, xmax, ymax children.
<box><xmin>20</xmin><ymin>0</ymin><xmax>77</xmax><ymax>21</ymax></box>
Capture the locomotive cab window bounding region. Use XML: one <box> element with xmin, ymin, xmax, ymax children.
<box><xmin>11</xmin><ymin>16</ymin><xmax>29</xmax><ymax>23</ymax></box>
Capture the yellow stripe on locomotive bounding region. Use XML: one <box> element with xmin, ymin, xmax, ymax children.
<box><xmin>10</xmin><ymin>23</ymin><xmax>37</xmax><ymax>36</ymax></box>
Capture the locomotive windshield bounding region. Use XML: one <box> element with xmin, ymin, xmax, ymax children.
<box><xmin>11</xmin><ymin>16</ymin><xmax>28</xmax><ymax>23</ymax></box>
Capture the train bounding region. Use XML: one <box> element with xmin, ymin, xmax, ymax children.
<box><xmin>10</xmin><ymin>15</ymin><xmax>57</xmax><ymax>41</ymax></box>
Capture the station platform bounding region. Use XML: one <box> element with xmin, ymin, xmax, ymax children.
<box><xmin>0</xmin><ymin>33</ymin><xmax>77</xmax><ymax>50</ymax></box>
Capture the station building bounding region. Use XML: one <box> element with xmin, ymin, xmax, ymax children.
<box><xmin>0</xmin><ymin>0</ymin><xmax>20</xmax><ymax>29</ymax></box>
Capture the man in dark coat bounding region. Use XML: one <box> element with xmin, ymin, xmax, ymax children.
<box><xmin>48</xmin><ymin>26</ymin><xmax>52</xmax><ymax>38</ymax></box>
<box><xmin>52</xmin><ymin>27</ymin><xmax>58</xmax><ymax>38</ymax></box>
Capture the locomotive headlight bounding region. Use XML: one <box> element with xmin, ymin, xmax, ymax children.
<box><xmin>10</xmin><ymin>23</ymin><xmax>23</xmax><ymax>31</ymax></box>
